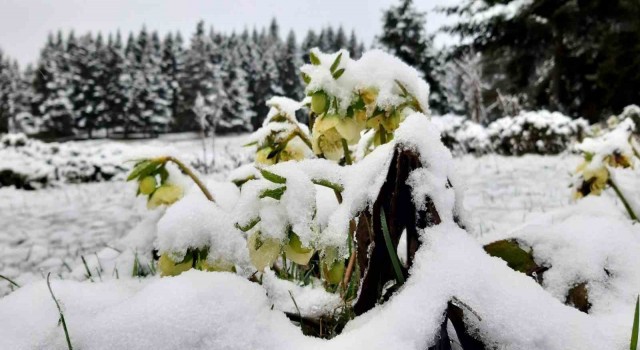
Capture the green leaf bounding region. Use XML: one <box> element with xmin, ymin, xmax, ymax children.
<box><xmin>159</xmin><ymin>166</ymin><xmax>169</xmax><ymax>184</ymax></box>
<box><xmin>235</xmin><ymin>217</ymin><xmax>261</xmax><ymax>232</ymax></box>
<box><xmin>395</xmin><ymin>80</ymin><xmax>409</xmax><ymax>97</ymax></box>
<box><xmin>243</xmin><ymin>141</ymin><xmax>258</xmax><ymax>147</ymax></box>
<box><xmin>381</xmin><ymin>209</ymin><xmax>405</xmax><ymax>286</ymax></box>
<box><xmin>332</xmin><ymin>68</ymin><xmax>345</xmax><ymax>80</ymax></box>
<box><xmin>260</xmin><ymin>186</ymin><xmax>287</xmax><ymax>200</ymax></box>
<box><xmin>311</xmin><ymin>178</ymin><xmax>344</xmax><ymax>193</ymax></box>
<box><xmin>127</xmin><ymin>160</ymin><xmax>152</xmax><ymax>181</ymax></box>
<box><xmin>301</xmin><ymin>73</ymin><xmax>311</xmax><ymax>84</ymax></box>
<box><xmin>330</xmin><ymin>52</ymin><xmax>343</xmax><ymax>73</ymax></box>
<box><xmin>484</xmin><ymin>240</ymin><xmax>538</xmax><ymax>274</ymax></box>
<box><xmin>631</xmin><ymin>296</ymin><xmax>639</xmax><ymax>350</ymax></box>
<box><xmin>232</xmin><ymin>175</ymin><xmax>256</xmax><ymax>188</ymax></box>
<box><xmin>309</xmin><ymin>51</ymin><xmax>320</xmax><ymax>65</ymax></box>
<box><xmin>260</xmin><ymin>169</ymin><xmax>287</xmax><ymax>184</ymax></box>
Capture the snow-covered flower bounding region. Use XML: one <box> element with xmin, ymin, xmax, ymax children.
<box><xmin>147</xmin><ymin>184</ymin><xmax>183</xmax><ymax>209</ymax></box>
<box><xmin>247</xmin><ymin>232</ymin><xmax>282</xmax><ymax>271</ymax></box>
<box><xmin>312</xmin><ymin>114</ymin><xmax>361</xmax><ymax>161</ymax></box>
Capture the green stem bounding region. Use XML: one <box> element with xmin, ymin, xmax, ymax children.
<box><xmin>167</xmin><ymin>156</ymin><xmax>215</xmax><ymax>202</ymax></box>
<box><xmin>380</xmin><ymin>209</ymin><xmax>405</xmax><ymax>285</ymax></box>
<box><xmin>282</xmin><ymin>112</ymin><xmax>313</xmax><ymax>150</ymax></box>
<box><xmin>0</xmin><ymin>274</ymin><xmax>19</xmax><ymax>287</ymax></box>
<box><xmin>379</xmin><ymin>125</ymin><xmax>387</xmax><ymax>145</ymax></box>
<box><xmin>312</xmin><ymin>179</ymin><xmax>343</xmax><ymax>203</ymax></box>
<box><xmin>608</xmin><ymin>178</ymin><xmax>639</xmax><ymax>222</ymax></box>
<box><xmin>341</xmin><ymin>138</ymin><xmax>352</xmax><ymax>165</ymax></box>
<box><xmin>46</xmin><ymin>273</ymin><xmax>73</xmax><ymax>350</ymax></box>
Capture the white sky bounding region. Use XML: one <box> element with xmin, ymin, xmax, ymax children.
<box><xmin>0</xmin><ymin>0</ymin><xmax>459</xmax><ymax>66</ymax></box>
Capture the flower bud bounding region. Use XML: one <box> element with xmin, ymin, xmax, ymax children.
<box><xmin>139</xmin><ymin>176</ymin><xmax>157</xmax><ymax>195</ymax></box>
<box><xmin>311</xmin><ymin>91</ymin><xmax>328</xmax><ymax>115</ymax></box>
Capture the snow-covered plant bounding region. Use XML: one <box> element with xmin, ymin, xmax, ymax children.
<box><xmin>431</xmin><ymin>114</ymin><xmax>490</xmax><ymax>155</ymax></box>
<box><xmin>126</xmin><ymin>49</ymin><xmax>447</xmax><ymax>336</ymax></box>
<box><xmin>0</xmin><ymin>133</ymin><xmax>128</xmax><ymax>189</ymax></box>
<box><xmin>573</xmin><ymin>117</ymin><xmax>638</xmax><ymax>221</ymax></box>
<box><xmin>487</xmin><ymin>110</ymin><xmax>589</xmax><ymax>155</ymax></box>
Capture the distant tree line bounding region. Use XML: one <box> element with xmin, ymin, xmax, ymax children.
<box><xmin>3</xmin><ymin>0</ymin><xmax>638</xmax><ymax>138</ymax></box>
<box><xmin>0</xmin><ymin>19</ymin><xmax>365</xmax><ymax>137</ymax></box>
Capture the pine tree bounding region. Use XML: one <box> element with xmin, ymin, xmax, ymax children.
<box><xmin>34</xmin><ymin>31</ymin><xmax>76</xmax><ymax>137</ymax></box>
<box><xmin>443</xmin><ymin>0</ymin><xmax>640</xmax><ymax>122</ymax></box>
<box><xmin>238</xmin><ymin>31</ymin><xmax>262</xmax><ymax>129</ymax></box>
<box><xmin>218</xmin><ymin>45</ymin><xmax>253</xmax><ymax>133</ymax></box>
<box><xmin>251</xmin><ymin>32</ymin><xmax>284</xmax><ymax>128</ymax></box>
<box><xmin>104</xmin><ymin>31</ymin><xmax>132</xmax><ymax>136</ymax></box>
<box><xmin>69</xmin><ymin>33</ymin><xmax>107</xmax><ymax>138</ymax></box>
<box><xmin>161</xmin><ymin>32</ymin><xmax>184</xmax><ymax>127</ymax></box>
<box><xmin>348</xmin><ymin>30</ymin><xmax>363</xmax><ymax>59</ymax></box>
<box><xmin>301</xmin><ymin>30</ymin><xmax>318</xmax><ymax>62</ymax></box>
<box><xmin>0</xmin><ymin>50</ymin><xmax>20</xmax><ymax>133</ymax></box>
<box><xmin>379</xmin><ymin>0</ymin><xmax>447</xmax><ymax>114</ymax></box>
<box><xmin>333</xmin><ymin>26</ymin><xmax>347</xmax><ymax>51</ymax></box>
<box><xmin>277</xmin><ymin>30</ymin><xmax>303</xmax><ymax>101</ymax></box>
<box><xmin>179</xmin><ymin>21</ymin><xmax>224</xmax><ymax>132</ymax></box>
<box><xmin>126</xmin><ymin>27</ymin><xmax>172</xmax><ymax>136</ymax></box>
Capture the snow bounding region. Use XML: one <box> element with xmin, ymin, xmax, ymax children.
<box><xmin>2</xmin><ymin>126</ymin><xmax>640</xmax><ymax>348</ymax></box>
<box><xmin>301</xmin><ymin>49</ymin><xmax>430</xmax><ymax>115</ymax></box>
<box><xmin>156</xmin><ymin>182</ymin><xmax>249</xmax><ymax>271</ymax></box>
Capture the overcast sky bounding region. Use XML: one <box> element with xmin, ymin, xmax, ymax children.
<box><xmin>0</xmin><ymin>0</ymin><xmax>459</xmax><ymax>66</ymax></box>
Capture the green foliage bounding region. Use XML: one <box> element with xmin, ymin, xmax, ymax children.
<box><xmin>483</xmin><ymin>239</ymin><xmax>538</xmax><ymax>274</ymax></box>
<box><xmin>443</xmin><ymin>0</ymin><xmax>640</xmax><ymax>122</ymax></box>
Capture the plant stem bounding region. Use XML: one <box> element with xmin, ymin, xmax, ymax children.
<box><xmin>311</xmin><ymin>179</ymin><xmax>343</xmax><ymax>203</ymax></box>
<box><xmin>282</xmin><ymin>112</ymin><xmax>313</xmax><ymax>149</ymax></box>
<box><xmin>341</xmin><ymin>220</ymin><xmax>357</xmax><ymax>291</ymax></box>
<box><xmin>608</xmin><ymin>178</ymin><xmax>639</xmax><ymax>222</ymax></box>
<box><xmin>341</xmin><ymin>138</ymin><xmax>352</xmax><ymax>165</ymax></box>
<box><xmin>633</xmin><ymin>145</ymin><xmax>640</xmax><ymax>161</ymax></box>
<box><xmin>0</xmin><ymin>274</ymin><xmax>19</xmax><ymax>287</ymax></box>
<box><xmin>166</xmin><ymin>156</ymin><xmax>215</xmax><ymax>203</ymax></box>
<box><xmin>46</xmin><ymin>273</ymin><xmax>73</xmax><ymax>350</ymax></box>
<box><xmin>380</xmin><ymin>209</ymin><xmax>405</xmax><ymax>285</ymax></box>
<box><xmin>288</xmin><ymin>291</ymin><xmax>303</xmax><ymax>330</ymax></box>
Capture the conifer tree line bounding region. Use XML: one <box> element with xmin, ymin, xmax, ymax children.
<box><xmin>3</xmin><ymin>0</ymin><xmax>638</xmax><ymax>137</ymax></box>
<box><xmin>0</xmin><ymin>19</ymin><xmax>366</xmax><ymax>137</ymax></box>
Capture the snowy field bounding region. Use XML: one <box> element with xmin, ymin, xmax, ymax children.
<box><xmin>0</xmin><ymin>134</ymin><xmax>252</xmax><ymax>295</ymax></box>
<box><xmin>0</xmin><ymin>133</ymin><xmax>583</xmax><ymax>295</ymax></box>
<box><xmin>1</xmin><ymin>128</ymin><xmax>639</xmax><ymax>349</ymax></box>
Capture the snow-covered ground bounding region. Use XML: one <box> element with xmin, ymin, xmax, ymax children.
<box><xmin>2</xmin><ymin>131</ymin><xmax>640</xmax><ymax>349</ymax></box>
<box><xmin>0</xmin><ymin>136</ymin><xmax>582</xmax><ymax>296</ymax></box>
<box><xmin>0</xmin><ymin>134</ymin><xmax>252</xmax><ymax>295</ymax></box>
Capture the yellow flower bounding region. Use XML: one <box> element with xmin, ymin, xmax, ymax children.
<box><xmin>247</xmin><ymin>232</ymin><xmax>281</xmax><ymax>271</ymax></box>
<box><xmin>283</xmin><ymin>232</ymin><xmax>314</xmax><ymax>265</ymax></box>
<box><xmin>197</xmin><ymin>258</ymin><xmax>236</xmax><ymax>273</ymax></box>
<box><xmin>256</xmin><ymin>147</ymin><xmax>276</xmax><ymax>166</ymax></box>
<box><xmin>583</xmin><ymin>165</ymin><xmax>609</xmax><ymax>196</ymax></box>
<box><xmin>158</xmin><ymin>253</ymin><xmax>193</xmax><ymax>277</ymax></box>
<box><xmin>605</xmin><ymin>153</ymin><xmax>633</xmax><ymax>168</ymax></box>
<box><xmin>312</xmin><ymin>114</ymin><xmax>362</xmax><ymax>161</ymax></box>
<box><xmin>279</xmin><ymin>138</ymin><xmax>307</xmax><ymax>162</ymax></box>
<box><xmin>147</xmin><ymin>184</ymin><xmax>183</xmax><ymax>209</ymax></box>
<box><xmin>321</xmin><ymin>247</ymin><xmax>344</xmax><ymax>285</ymax></box>
<box><xmin>360</xmin><ymin>88</ymin><xmax>378</xmax><ymax>105</ymax></box>
<box><xmin>366</xmin><ymin>111</ymin><xmax>404</xmax><ymax>133</ymax></box>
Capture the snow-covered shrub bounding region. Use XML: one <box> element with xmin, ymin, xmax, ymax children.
<box><xmin>431</xmin><ymin>114</ymin><xmax>491</xmax><ymax>155</ymax></box>
<box><xmin>0</xmin><ymin>133</ymin><xmax>128</xmax><ymax>189</ymax></box>
<box><xmin>487</xmin><ymin>110</ymin><xmax>589</xmax><ymax>155</ymax></box>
